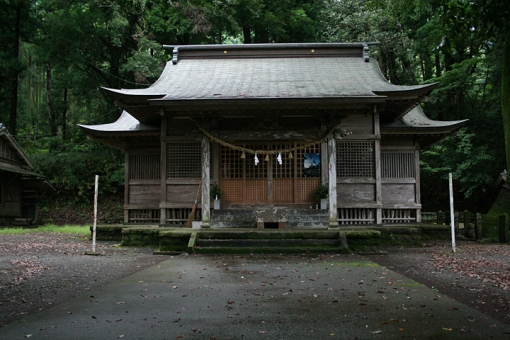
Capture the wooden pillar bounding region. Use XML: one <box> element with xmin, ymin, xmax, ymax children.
<box><xmin>374</xmin><ymin>106</ymin><xmax>382</xmax><ymax>225</ymax></box>
<box><xmin>414</xmin><ymin>146</ymin><xmax>422</xmax><ymax>223</ymax></box>
<box><xmin>328</xmin><ymin>135</ymin><xmax>339</xmax><ymax>228</ymax></box>
<box><xmin>267</xmin><ymin>155</ymin><xmax>273</xmax><ymax>203</ymax></box>
<box><xmin>475</xmin><ymin>213</ymin><xmax>482</xmax><ymax>240</ymax></box>
<box><xmin>321</xmin><ymin>141</ymin><xmax>328</xmax><ymax>185</ymax></box>
<box><xmin>124</xmin><ymin>152</ymin><xmax>129</xmax><ymax>224</ymax></box>
<box><xmin>201</xmin><ymin>136</ymin><xmax>211</xmax><ymax>228</ymax></box>
<box><xmin>160</xmin><ymin>115</ymin><xmax>167</xmax><ymax>226</ymax></box>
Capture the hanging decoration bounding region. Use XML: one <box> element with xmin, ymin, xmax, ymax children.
<box><xmin>277</xmin><ymin>153</ymin><xmax>282</xmax><ymax>165</ymax></box>
<box><xmin>196</xmin><ymin>124</ymin><xmax>351</xmax><ymax>167</ymax></box>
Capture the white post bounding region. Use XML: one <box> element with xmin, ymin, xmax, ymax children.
<box><xmin>92</xmin><ymin>175</ymin><xmax>99</xmax><ymax>253</ymax></box>
<box><xmin>449</xmin><ymin>173</ymin><xmax>456</xmax><ymax>253</ymax></box>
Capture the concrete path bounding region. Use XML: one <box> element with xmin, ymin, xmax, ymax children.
<box><xmin>2</xmin><ymin>254</ymin><xmax>509</xmax><ymax>340</ymax></box>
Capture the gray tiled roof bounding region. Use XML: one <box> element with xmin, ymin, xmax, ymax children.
<box><xmin>105</xmin><ymin>57</ymin><xmax>430</xmax><ymax>101</ymax></box>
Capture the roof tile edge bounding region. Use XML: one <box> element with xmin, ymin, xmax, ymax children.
<box><xmin>163</xmin><ymin>42</ymin><xmax>378</xmax><ymax>65</ymax></box>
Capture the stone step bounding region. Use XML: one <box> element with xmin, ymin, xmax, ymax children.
<box><xmin>197</xmin><ymin>230</ymin><xmax>339</xmax><ymax>240</ymax></box>
<box><xmin>196</xmin><ymin>238</ymin><xmax>341</xmax><ymax>248</ymax></box>
<box><xmin>194</xmin><ymin>246</ymin><xmax>347</xmax><ymax>255</ymax></box>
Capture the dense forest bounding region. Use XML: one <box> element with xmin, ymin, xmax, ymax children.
<box><xmin>1</xmin><ymin>0</ymin><xmax>509</xmax><ymax>220</ymax></box>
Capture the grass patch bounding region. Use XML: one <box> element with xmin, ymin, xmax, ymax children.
<box><xmin>0</xmin><ymin>224</ymin><xmax>90</xmax><ymax>235</ymax></box>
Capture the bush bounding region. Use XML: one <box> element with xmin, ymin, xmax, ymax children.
<box><xmin>31</xmin><ymin>146</ymin><xmax>124</xmax><ymax>204</ymax></box>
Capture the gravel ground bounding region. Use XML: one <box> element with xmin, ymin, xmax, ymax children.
<box><xmin>1</xmin><ymin>234</ymin><xmax>510</xmax><ymax>329</ymax></box>
<box><xmin>0</xmin><ymin>233</ymin><xmax>166</xmax><ymax>328</ymax></box>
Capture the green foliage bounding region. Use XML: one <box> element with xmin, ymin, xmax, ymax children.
<box><xmin>23</xmin><ymin>137</ymin><xmax>124</xmax><ymax>204</ymax></box>
<box><xmin>420</xmin><ymin>129</ymin><xmax>502</xmax><ymax>211</ymax></box>
<box><xmin>210</xmin><ymin>182</ymin><xmax>222</xmax><ymax>199</ymax></box>
<box><xmin>313</xmin><ymin>184</ymin><xmax>329</xmax><ymax>200</ymax></box>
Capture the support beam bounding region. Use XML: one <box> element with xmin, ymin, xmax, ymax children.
<box><xmin>328</xmin><ymin>135</ymin><xmax>339</xmax><ymax>228</ymax></box>
<box><xmin>374</xmin><ymin>106</ymin><xmax>382</xmax><ymax>225</ymax></box>
<box><xmin>201</xmin><ymin>136</ymin><xmax>211</xmax><ymax>228</ymax></box>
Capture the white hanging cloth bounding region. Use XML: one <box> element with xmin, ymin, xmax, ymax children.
<box><xmin>277</xmin><ymin>153</ymin><xmax>282</xmax><ymax>165</ymax></box>
<box><xmin>254</xmin><ymin>153</ymin><xmax>259</xmax><ymax>166</ymax></box>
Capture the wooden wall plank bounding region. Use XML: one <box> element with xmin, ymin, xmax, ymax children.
<box><xmin>337</xmin><ymin>183</ymin><xmax>376</xmax><ymax>203</ymax></box>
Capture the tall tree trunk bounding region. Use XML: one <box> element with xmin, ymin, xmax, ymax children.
<box><xmin>46</xmin><ymin>66</ymin><xmax>57</xmax><ymax>137</ymax></box>
<box><xmin>388</xmin><ymin>52</ymin><xmax>399</xmax><ymax>84</ymax></box>
<box><xmin>243</xmin><ymin>26</ymin><xmax>252</xmax><ymax>44</ymax></box>
<box><xmin>435</xmin><ymin>53</ymin><xmax>441</xmax><ymax>78</ymax></box>
<box><xmin>502</xmin><ymin>33</ymin><xmax>510</xmax><ymax>173</ymax></box>
<box><xmin>378</xmin><ymin>51</ymin><xmax>387</xmax><ymax>79</ymax></box>
<box><xmin>9</xmin><ymin>4</ymin><xmax>21</xmax><ymax>136</ymax></box>
<box><xmin>62</xmin><ymin>88</ymin><xmax>68</xmax><ymax>139</ymax></box>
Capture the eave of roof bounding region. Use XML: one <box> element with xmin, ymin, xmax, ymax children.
<box><xmin>0</xmin><ymin>164</ymin><xmax>45</xmax><ymax>178</ymax></box>
<box><xmin>0</xmin><ymin>123</ymin><xmax>33</xmax><ymax>167</ymax></box>
<box><xmin>380</xmin><ymin>106</ymin><xmax>468</xmax><ymax>148</ymax></box>
<box><xmin>78</xmin><ymin>111</ymin><xmax>160</xmax><ymax>135</ymax></box>
<box><xmin>78</xmin><ymin>111</ymin><xmax>160</xmax><ymax>150</ymax></box>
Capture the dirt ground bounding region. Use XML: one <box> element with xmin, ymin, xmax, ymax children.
<box><xmin>1</xmin><ymin>233</ymin><xmax>509</xmax><ymax>328</ymax></box>
<box><xmin>367</xmin><ymin>240</ymin><xmax>510</xmax><ymax>325</ymax></box>
<box><xmin>0</xmin><ymin>233</ymin><xmax>167</xmax><ymax>328</ymax></box>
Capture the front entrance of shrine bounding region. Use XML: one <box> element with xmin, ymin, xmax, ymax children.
<box><xmin>219</xmin><ymin>142</ymin><xmax>321</xmax><ymax>206</ymax></box>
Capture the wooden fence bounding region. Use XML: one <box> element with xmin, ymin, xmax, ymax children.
<box><xmin>422</xmin><ymin>210</ymin><xmax>509</xmax><ymax>241</ymax></box>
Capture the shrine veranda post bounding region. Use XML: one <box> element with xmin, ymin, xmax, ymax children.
<box><xmin>80</xmin><ymin>43</ymin><xmax>467</xmax><ymax>229</ymax></box>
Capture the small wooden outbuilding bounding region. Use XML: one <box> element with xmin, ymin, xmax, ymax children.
<box><xmin>80</xmin><ymin>43</ymin><xmax>467</xmax><ymax>228</ymax></box>
<box><xmin>0</xmin><ymin>124</ymin><xmax>52</xmax><ymax>225</ymax></box>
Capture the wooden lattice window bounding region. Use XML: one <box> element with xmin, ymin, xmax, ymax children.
<box><xmin>338</xmin><ymin>208</ymin><xmax>375</xmax><ymax>225</ymax></box>
<box><xmin>296</xmin><ymin>144</ymin><xmax>321</xmax><ymax>178</ymax></box>
<box><xmin>128</xmin><ymin>209</ymin><xmax>160</xmax><ymax>223</ymax></box>
<box><xmin>272</xmin><ymin>143</ymin><xmax>294</xmax><ymax>178</ymax></box>
<box><xmin>221</xmin><ymin>146</ymin><xmax>243</xmax><ymax>179</ymax></box>
<box><xmin>246</xmin><ymin>144</ymin><xmax>268</xmax><ymax>179</ymax></box>
<box><xmin>336</xmin><ymin>141</ymin><xmax>374</xmax><ymax>178</ymax></box>
<box><xmin>382</xmin><ymin>209</ymin><xmax>416</xmax><ymax>223</ymax></box>
<box><xmin>129</xmin><ymin>154</ymin><xmax>160</xmax><ymax>180</ymax></box>
<box><xmin>167</xmin><ymin>143</ymin><xmax>201</xmax><ymax>178</ymax></box>
<box><xmin>381</xmin><ymin>151</ymin><xmax>415</xmax><ymax>178</ymax></box>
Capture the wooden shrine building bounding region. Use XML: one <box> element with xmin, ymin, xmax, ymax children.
<box><xmin>0</xmin><ymin>124</ymin><xmax>53</xmax><ymax>225</ymax></box>
<box><xmin>80</xmin><ymin>43</ymin><xmax>467</xmax><ymax>228</ymax></box>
